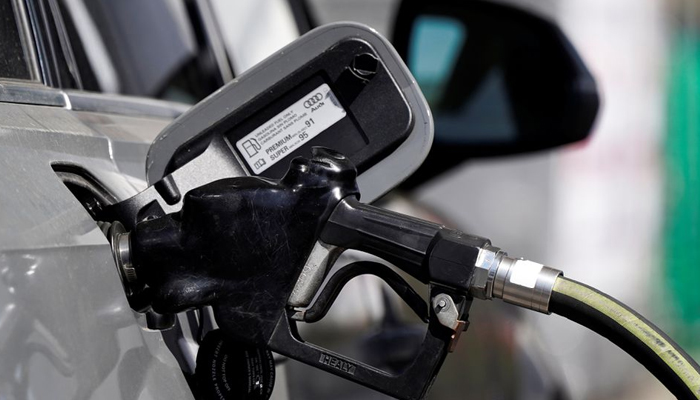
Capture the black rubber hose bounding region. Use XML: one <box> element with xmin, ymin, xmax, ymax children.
<box><xmin>549</xmin><ymin>277</ymin><xmax>700</xmax><ymax>399</ymax></box>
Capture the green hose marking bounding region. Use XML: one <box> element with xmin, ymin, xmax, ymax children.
<box><xmin>554</xmin><ymin>278</ymin><xmax>700</xmax><ymax>397</ymax></box>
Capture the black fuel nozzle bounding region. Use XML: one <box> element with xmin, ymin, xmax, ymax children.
<box><xmin>129</xmin><ymin>147</ymin><xmax>359</xmax><ymax>342</ymax></box>
<box><xmin>115</xmin><ymin>148</ymin><xmax>513</xmax><ymax>400</ymax></box>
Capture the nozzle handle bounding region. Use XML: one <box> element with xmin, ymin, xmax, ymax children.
<box><xmin>320</xmin><ymin>197</ymin><xmax>441</xmax><ymax>282</ymax></box>
<box><xmin>321</xmin><ymin>198</ymin><xmax>491</xmax><ymax>291</ymax></box>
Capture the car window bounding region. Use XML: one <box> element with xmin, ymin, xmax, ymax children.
<box><xmin>0</xmin><ymin>0</ymin><xmax>32</xmax><ymax>80</ymax></box>
<box><xmin>55</xmin><ymin>0</ymin><xmax>100</xmax><ymax>91</ymax></box>
<box><xmin>58</xmin><ymin>0</ymin><xmax>227</xmax><ymax>103</ymax></box>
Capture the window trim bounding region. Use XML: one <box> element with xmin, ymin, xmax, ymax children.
<box><xmin>9</xmin><ymin>0</ymin><xmax>41</xmax><ymax>81</ymax></box>
<box><xmin>0</xmin><ymin>79</ymin><xmax>68</xmax><ymax>106</ymax></box>
<box><xmin>24</xmin><ymin>0</ymin><xmax>83</xmax><ymax>88</ymax></box>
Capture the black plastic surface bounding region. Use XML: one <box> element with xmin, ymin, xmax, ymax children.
<box><xmin>426</xmin><ymin>230</ymin><xmax>490</xmax><ymax>292</ymax></box>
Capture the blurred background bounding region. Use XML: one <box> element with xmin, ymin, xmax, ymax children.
<box><xmin>13</xmin><ymin>0</ymin><xmax>700</xmax><ymax>398</ymax></box>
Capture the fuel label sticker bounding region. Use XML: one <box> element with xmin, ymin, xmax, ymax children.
<box><xmin>235</xmin><ymin>83</ymin><xmax>346</xmax><ymax>174</ymax></box>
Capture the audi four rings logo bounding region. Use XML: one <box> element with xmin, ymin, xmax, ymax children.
<box><xmin>304</xmin><ymin>93</ymin><xmax>324</xmax><ymax>108</ymax></box>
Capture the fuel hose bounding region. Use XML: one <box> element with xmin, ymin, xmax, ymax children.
<box><xmin>549</xmin><ymin>276</ymin><xmax>700</xmax><ymax>399</ymax></box>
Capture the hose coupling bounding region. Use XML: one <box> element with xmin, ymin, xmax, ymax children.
<box><xmin>470</xmin><ymin>248</ymin><xmax>562</xmax><ymax>314</ymax></box>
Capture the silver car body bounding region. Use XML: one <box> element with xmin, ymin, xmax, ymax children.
<box><xmin>0</xmin><ymin>82</ymin><xmax>195</xmax><ymax>400</ymax></box>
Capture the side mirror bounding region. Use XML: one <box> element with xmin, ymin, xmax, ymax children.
<box><xmin>392</xmin><ymin>0</ymin><xmax>599</xmax><ymax>187</ymax></box>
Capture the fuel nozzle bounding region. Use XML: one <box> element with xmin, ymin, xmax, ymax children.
<box><xmin>106</xmin><ymin>149</ymin><xmax>565</xmax><ymax>400</ymax></box>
